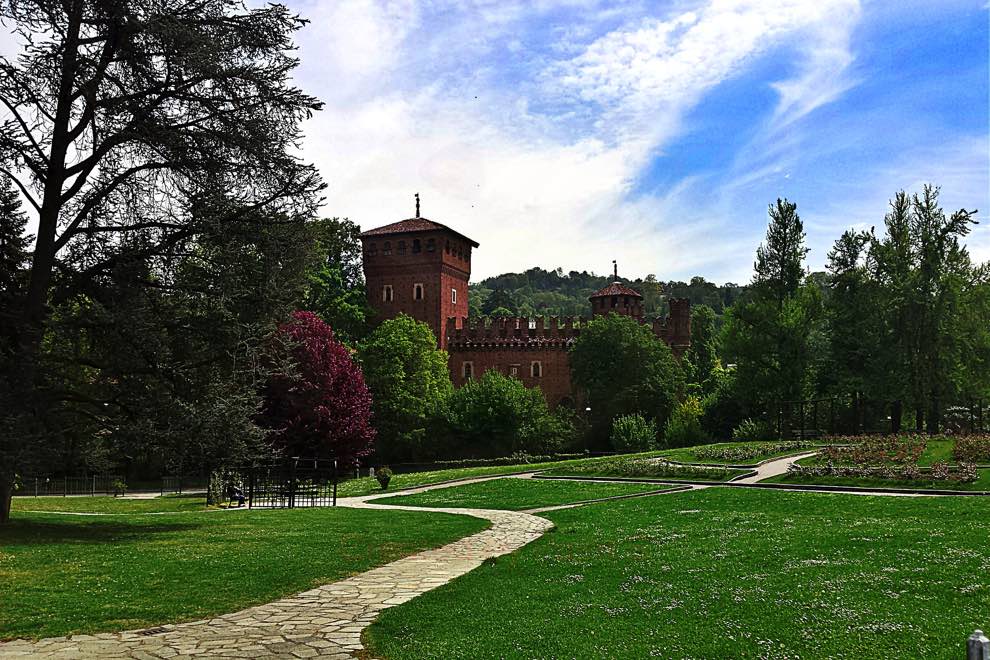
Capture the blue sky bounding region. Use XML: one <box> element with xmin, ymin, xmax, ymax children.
<box><xmin>281</xmin><ymin>0</ymin><xmax>988</xmax><ymax>282</ymax></box>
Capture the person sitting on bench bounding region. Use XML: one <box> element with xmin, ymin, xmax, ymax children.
<box><xmin>228</xmin><ymin>484</ymin><xmax>245</xmax><ymax>507</ymax></box>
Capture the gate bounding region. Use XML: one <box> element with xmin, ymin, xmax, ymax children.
<box><xmin>217</xmin><ymin>458</ymin><xmax>341</xmax><ymax>509</ymax></box>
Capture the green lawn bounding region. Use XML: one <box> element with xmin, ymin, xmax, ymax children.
<box><xmin>376</xmin><ymin>477</ymin><xmax>673</xmax><ymax>511</ymax></box>
<box><xmin>766</xmin><ymin>467</ymin><xmax>990</xmax><ymax>491</ymax></box>
<box><xmin>11</xmin><ymin>493</ymin><xmax>210</xmax><ymax>514</ymax></box>
<box><xmin>0</xmin><ymin>507</ymin><xmax>485</xmax><ymax>640</ymax></box>
<box><xmin>365</xmin><ymin>488</ymin><xmax>990</xmax><ymax>659</ymax></box>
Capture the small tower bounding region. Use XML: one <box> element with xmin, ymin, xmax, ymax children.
<box><xmin>359</xmin><ymin>195</ymin><xmax>478</xmax><ymax>349</ymax></box>
<box><xmin>589</xmin><ymin>261</ymin><xmax>644</xmax><ymax>319</ymax></box>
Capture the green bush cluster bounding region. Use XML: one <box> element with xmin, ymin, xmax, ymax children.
<box><xmin>732</xmin><ymin>418</ymin><xmax>776</xmax><ymax>442</ymax></box>
<box><xmin>545</xmin><ymin>456</ymin><xmax>738</xmax><ymax>482</ymax></box>
<box><xmin>610</xmin><ymin>414</ymin><xmax>658</xmax><ymax>452</ymax></box>
<box><xmin>662</xmin><ymin>396</ymin><xmax>708</xmax><ymax>448</ymax></box>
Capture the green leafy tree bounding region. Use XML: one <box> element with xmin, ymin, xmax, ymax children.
<box><xmin>303</xmin><ymin>218</ymin><xmax>372</xmax><ymax>345</ymax></box>
<box><xmin>684</xmin><ymin>304</ymin><xmax>720</xmax><ymax>394</ymax></box>
<box><xmin>443</xmin><ymin>370</ymin><xmax>570</xmax><ymax>457</ymax></box>
<box><xmin>722</xmin><ymin>199</ymin><xmax>822</xmax><ymax>410</ymax></box>
<box><xmin>359</xmin><ymin>315</ymin><xmax>452</xmax><ymax>462</ymax></box>
<box><xmin>481</xmin><ymin>288</ymin><xmax>517</xmax><ymax>315</ymax></box>
<box><xmin>610</xmin><ymin>413</ymin><xmax>657</xmax><ymax>453</ymax></box>
<box><xmin>570</xmin><ymin>313</ymin><xmax>683</xmax><ymax>445</ymax></box>
<box><xmin>0</xmin><ymin>177</ymin><xmax>30</xmax><ymax>350</ymax></box>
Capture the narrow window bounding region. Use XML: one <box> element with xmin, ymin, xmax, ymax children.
<box><xmin>611</xmin><ymin>296</ymin><xmax>618</xmax><ymax>307</ymax></box>
<box><xmin>382</xmin><ymin>285</ymin><xmax>393</xmax><ymax>302</ymax></box>
<box><xmin>427</xmin><ymin>238</ymin><xmax>436</xmax><ymax>252</ymax></box>
<box><xmin>509</xmin><ymin>365</ymin><xmax>519</xmax><ymax>377</ymax></box>
<box><xmin>462</xmin><ymin>361</ymin><xmax>474</xmax><ymax>379</ymax></box>
<box><xmin>531</xmin><ymin>361</ymin><xmax>542</xmax><ymax>378</ymax></box>
<box><xmin>451</xmin><ymin>288</ymin><xmax>457</xmax><ymax>304</ymax></box>
<box><xmin>398</xmin><ymin>240</ymin><xmax>406</xmax><ymax>255</ymax></box>
<box><xmin>624</xmin><ymin>296</ymin><xmax>629</xmax><ymax>306</ymax></box>
<box><xmin>414</xmin><ymin>283</ymin><xmax>424</xmax><ymax>301</ymax></box>
<box><xmin>412</xmin><ymin>239</ymin><xmax>421</xmax><ymax>253</ymax></box>
<box><xmin>369</xmin><ymin>242</ymin><xmax>377</xmax><ymax>256</ymax></box>
<box><xmin>383</xmin><ymin>241</ymin><xmax>391</xmax><ymax>256</ymax></box>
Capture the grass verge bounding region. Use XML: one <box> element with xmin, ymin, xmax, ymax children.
<box><xmin>542</xmin><ymin>455</ymin><xmax>747</xmax><ymax>482</ymax></box>
<box><xmin>10</xmin><ymin>493</ymin><xmax>210</xmax><ymax>515</ymax></box>
<box><xmin>365</xmin><ymin>488</ymin><xmax>990</xmax><ymax>659</ymax></box>
<box><xmin>376</xmin><ymin>477</ymin><xmax>673</xmax><ymax>511</ymax></box>
<box><xmin>0</xmin><ymin>507</ymin><xmax>485</xmax><ymax>640</ymax></box>
<box><xmin>765</xmin><ymin>467</ymin><xmax>990</xmax><ymax>492</ymax></box>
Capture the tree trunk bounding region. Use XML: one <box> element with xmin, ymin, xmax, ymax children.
<box><xmin>927</xmin><ymin>397</ymin><xmax>940</xmax><ymax>435</ymax></box>
<box><xmin>0</xmin><ymin>477</ymin><xmax>12</xmax><ymax>525</ymax></box>
<box><xmin>891</xmin><ymin>400</ymin><xmax>902</xmax><ymax>433</ymax></box>
<box><xmin>915</xmin><ymin>408</ymin><xmax>924</xmax><ymax>432</ymax></box>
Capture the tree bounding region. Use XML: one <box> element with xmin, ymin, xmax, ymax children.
<box><xmin>0</xmin><ymin>177</ymin><xmax>30</xmax><ymax>347</ymax></box>
<box><xmin>570</xmin><ymin>313</ymin><xmax>683</xmax><ymax>445</ymax></box>
<box><xmin>722</xmin><ymin>199</ymin><xmax>821</xmax><ymax>409</ymax></box>
<box><xmin>442</xmin><ymin>370</ymin><xmax>570</xmax><ymax>457</ymax></box>
<box><xmin>684</xmin><ymin>304</ymin><xmax>720</xmax><ymax>394</ymax></box>
<box><xmin>481</xmin><ymin>288</ymin><xmax>517</xmax><ymax>315</ymax></box>
<box><xmin>261</xmin><ymin>312</ymin><xmax>375</xmax><ymax>465</ymax></box>
<box><xmin>0</xmin><ymin>0</ymin><xmax>323</xmax><ymax>520</ymax></box>
<box><xmin>303</xmin><ymin>218</ymin><xmax>372</xmax><ymax>346</ymax></box>
<box><xmin>358</xmin><ymin>315</ymin><xmax>451</xmax><ymax>462</ymax></box>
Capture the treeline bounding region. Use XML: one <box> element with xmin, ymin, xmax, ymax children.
<box><xmin>470</xmin><ymin>269</ymin><xmax>747</xmax><ymax>318</ymax></box>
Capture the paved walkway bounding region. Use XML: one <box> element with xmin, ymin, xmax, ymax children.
<box><xmin>731</xmin><ymin>451</ymin><xmax>820</xmax><ymax>484</ymax></box>
<box><xmin>0</xmin><ymin>477</ymin><xmax>561</xmax><ymax>659</ymax></box>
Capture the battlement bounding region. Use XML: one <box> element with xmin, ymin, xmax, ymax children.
<box><xmin>445</xmin><ymin>298</ymin><xmax>691</xmax><ymax>354</ymax></box>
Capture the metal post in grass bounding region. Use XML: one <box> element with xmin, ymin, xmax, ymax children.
<box><xmin>968</xmin><ymin>630</ymin><xmax>989</xmax><ymax>660</ymax></box>
<box><xmin>289</xmin><ymin>457</ymin><xmax>297</xmax><ymax>509</ymax></box>
<box><xmin>91</xmin><ymin>475</ymin><xmax>95</xmax><ymax>497</ymax></box>
<box><xmin>248</xmin><ymin>467</ymin><xmax>255</xmax><ymax>510</ymax></box>
<box><xmin>332</xmin><ymin>459</ymin><xmax>338</xmax><ymax>507</ymax></box>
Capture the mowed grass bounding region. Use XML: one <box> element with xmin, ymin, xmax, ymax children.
<box><xmin>0</xmin><ymin>508</ymin><xmax>485</xmax><ymax>640</ymax></box>
<box><xmin>366</xmin><ymin>488</ymin><xmax>990</xmax><ymax>659</ymax></box>
<box><xmin>11</xmin><ymin>493</ymin><xmax>209</xmax><ymax>514</ymax></box>
<box><xmin>376</xmin><ymin>477</ymin><xmax>673</xmax><ymax>511</ymax></box>
<box><xmin>659</xmin><ymin>441</ymin><xmax>816</xmax><ymax>466</ymax></box>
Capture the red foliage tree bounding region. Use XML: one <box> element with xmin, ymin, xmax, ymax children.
<box><xmin>262</xmin><ymin>311</ymin><xmax>375</xmax><ymax>465</ymax></box>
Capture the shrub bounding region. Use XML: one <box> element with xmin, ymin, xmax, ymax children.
<box><xmin>662</xmin><ymin>396</ymin><xmax>708</xmax><ymax>448</ymax></box>
<box><xmin>954</xmin><ymin>435</ymin><xmax>990</xmax><ymax>463</ymax></box>
<box><xmin>545</xmin><ymin>456</ymin><xmax>735</xmax><ymax>481</ymax></box>
<box><xmin>375</xmin><ymin>466</ymin><xmax>393</xmax><ymax>490</ymax></box>
<box><xmin>610</xmin><ymin>414</ymin><xmax>657</xmax><ymax>452</ymax></box>
<box><xmin>111</xmin><ymin>479</ymin><xmax>127</xmax><ymax>497</ymax></box>
<box><xmin>732</xmin><ymin>418</ymin><xmax>775</xmax><ymax>442</ymax></box>
<box><xmin>693</xmin><ymin>441</ymin><xmax>813</xmax><ymax>462</ymax></box>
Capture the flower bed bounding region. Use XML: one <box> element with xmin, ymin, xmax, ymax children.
<box><xmin>544</xmin><ymin>456</ymin><xmax>741</xmax><ymax>482</ymax></box>
<box><xmin>691</xmin><ymin>441</ymin><xmax>814</xmax><ymax>463</ymax></box>
<box><xmin>953</xmin><ymin>435</ymin><xmax>990</xmax><ymax>463</ymax></box>
<box><xmin>820</xmin><ymin>435</ymin><xmax>927</xmax><ymax>465</ymax></box>
<box><xmin>787</xmin><ymin>460</ymin><xmax>978</xmax><ymax>483</ymax></box>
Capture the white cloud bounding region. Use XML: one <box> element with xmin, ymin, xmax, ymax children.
<box><xmin>294</xmin><ymin>0</ymin><xmax>867</xmax><ymax>282</ymax></box>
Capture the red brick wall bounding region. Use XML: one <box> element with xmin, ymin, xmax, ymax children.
<box><xmin>449</xmin><ymin>346</ymin><xmax>574</xmax><ymax>407</ymax></box>
<box><xmin>361</xmin><ymin>230</ymin><xmax>472</xmax><ymax>349</ymax></box>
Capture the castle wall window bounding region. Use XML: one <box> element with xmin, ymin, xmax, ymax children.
<box><xmin>624</xmin><ymin>296</ymin><xmax>629</xmax><ymax>306</ymax></box>
<box><xmin>427</xmin><ymin>238</ymin><xmax>436</xmax><ymax>252</ymax></box>
<box><xmin>412</xmin><ymin>239</ymin><xmax>421</xmax><ymax>253</ymax></box>
<box><xmin>383</xmin><ymin>241</ymin><xmax>391</xmax><ymax>255</ymax></box>
<box><xmin>451</xmin><ymin>288</ymin><xmax>457</xmax><ymax>304</ymax></box>
<box><xmin>531</xmin><ymin>361</ymin><xmax>542</xmax><ymax>378</ymax></box>
<box><xmin>398</xmin><ymin>240</ymin><xmax>406</xmax><ymax>255</ymax></box>
<box><xmin>413</xmin><ymin>283</ymin><xmax>424</xmax><ymax>301</ymax></box>
<box><xmin>462</xmin><ymin>361</ymin><xmax>474</xmax><ymax>379</ymax></box>
<box><xmin>382</xmin><ymin>285</ymin><xmax>393</xmax><ymax>302</ymax></box>
<box><xmin>509</xmin><ymin>364</ymin><xmax>519</xmax><ymax>377</ymax></box>
<box><xmin>369</xmin><ymin>242</ymin><xmax>377</xmax><ymax>256</ymax></box>
<box><xmin>611</xmin><ymin>296</ymin><xmax>618</xmax><ymax>307</ymax></box>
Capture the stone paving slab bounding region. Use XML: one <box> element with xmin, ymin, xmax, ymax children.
<box><xmin>0</xmin><ymin>478</ymin><xmax>554</xmax><ymax>659</ymax></box>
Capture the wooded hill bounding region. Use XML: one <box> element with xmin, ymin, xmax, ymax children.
<box><xmin>468</xmin><ymin>268</ymin><xmax>747</xmax><ymax>318</ymax></box>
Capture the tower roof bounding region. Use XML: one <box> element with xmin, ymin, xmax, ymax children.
<box><xmin>359</xmin><ymin>217</ymin><xmax>479</xmax><ymax>247</ymax></box>
<box><xmin>589</xmin><ymin>282</ymin><xmax>643</xmax><ymax>299</ymax></box>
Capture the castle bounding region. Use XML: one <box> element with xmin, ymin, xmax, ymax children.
<box><xmin>359</xmin><ymin>201</ymin><xmax>691</xmax><ymax>407</ymax></box>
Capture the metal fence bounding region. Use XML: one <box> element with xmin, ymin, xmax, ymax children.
<box><xmin>215</xmin><ymin>458</ymin><xmax>341</xmax><ymax>509</ymax></box>
<box><xmin>775</xmin><ymin>397</ymin><xmax>989</xmax><ymax>439</ymax></box>
<box><xmin>22</xmin><ymin>475</ymin><xmax>124</xmax><ymax>497</ymax></box>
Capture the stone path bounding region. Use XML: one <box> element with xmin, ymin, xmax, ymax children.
<box><xmin>730</xmin><ymin>451</ymin><xmax>820</xmax><ymax>484</ymax></box>
<box><xmin>0</xmin><ymin>477</ymin><xmax>560</xmax><ymax>659</ymax></box>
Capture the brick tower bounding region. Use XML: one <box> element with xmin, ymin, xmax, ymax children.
<box><xmin>589</xmin><ymin>261</ymin><xmax>644</xmax><ymax>319</ymax></box>
<box><xmin>359</xmin><ymin>195</ymin><xmax>478</xmax><ymax>349</ymax></box>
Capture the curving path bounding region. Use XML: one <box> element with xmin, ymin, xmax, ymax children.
<box><xmin>0</xmin><ymin>477</ymin><xmax>557</xmax><ymax>659</ymax></box>
<box><xmin>730</xmin><ymin>451</ymin><xmax>820</xmax><ymax>484</ymax></box>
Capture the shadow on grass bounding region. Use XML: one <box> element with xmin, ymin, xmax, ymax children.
<box><xmin>0</xmin><ymin>517</ymin><xmax>202</xmax><ymax>546</ymax></box>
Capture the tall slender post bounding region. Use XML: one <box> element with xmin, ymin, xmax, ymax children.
<box><xmin>288</xmin><ymin>458</ymin><xmax>297</xmax><ymax>509</ymax></box>
<box><xmin>248</xmin><ymin>468</ymin><xmax>255</xmax><ymax>510</ymax></box>
<box><xmin>332</xmin><ymin>460</ymin><xmax>338</xmax><ymax>507</ymax></box>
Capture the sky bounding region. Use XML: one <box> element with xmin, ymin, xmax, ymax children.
<box><xmin>1</xmin><ymin>1</ymin><xmax>987</xmax><ymax>284</ymax></box>
<box><xmin>283</xmin><ymin>0</ymin><xmax>989</xmax><ymax>283</ymax></box>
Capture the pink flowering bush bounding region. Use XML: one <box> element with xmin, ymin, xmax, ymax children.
<box><xmin>954</xmin><ymin>436</ymin><xmax>990</xmax><ymax>463</ymax></box>
<box><xmin>261</xmin><ymin>311</ymin><xmax>375</xmax><ymax>466</ymax></box>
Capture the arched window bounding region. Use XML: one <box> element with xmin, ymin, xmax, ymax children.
<box><xmin>426</xmin><ymin>238</ymin><xmax>436</xmax><ymax>252</ymax></box>
<box><xmin>368</xmin><ymin>242</ymin><xmax>377</xmax><ymax>256</ymax></box>
<box><xmin>531</xmin><ymin>361</ymin><xmax>542</xmax><ymax>378</ymax></box>
<box><xmin>414</xmin><ymin>283</ymin><xmax>424</xmax><ymax>301</ymax></box>
<box><xmin>462</xmin><ymin>361</ymin><xmax>474</xmax><ymax>379</ymax></box>
<box><xmin>382</xmin><ymin>285</ymin><xmax>393</xmax><ymax>302</ymax></box>
<box><xmin>412</xmin><ymin>239</ymin><xmax>421</xmax><ymax>253</ymax></box>
<box><xmin>611</xmin><ymin>296</ymin><xmax>618</xmax><ymax>307</ymax></box>
<box><xmin>383</xmin><ymin>241</ymin><xmax>391</xmax><ymax>256</ymax></box>
<box><xmin>398</xmin><ymin>240</ymin><xmax>406</xmax><ymax>255</ymax></box>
